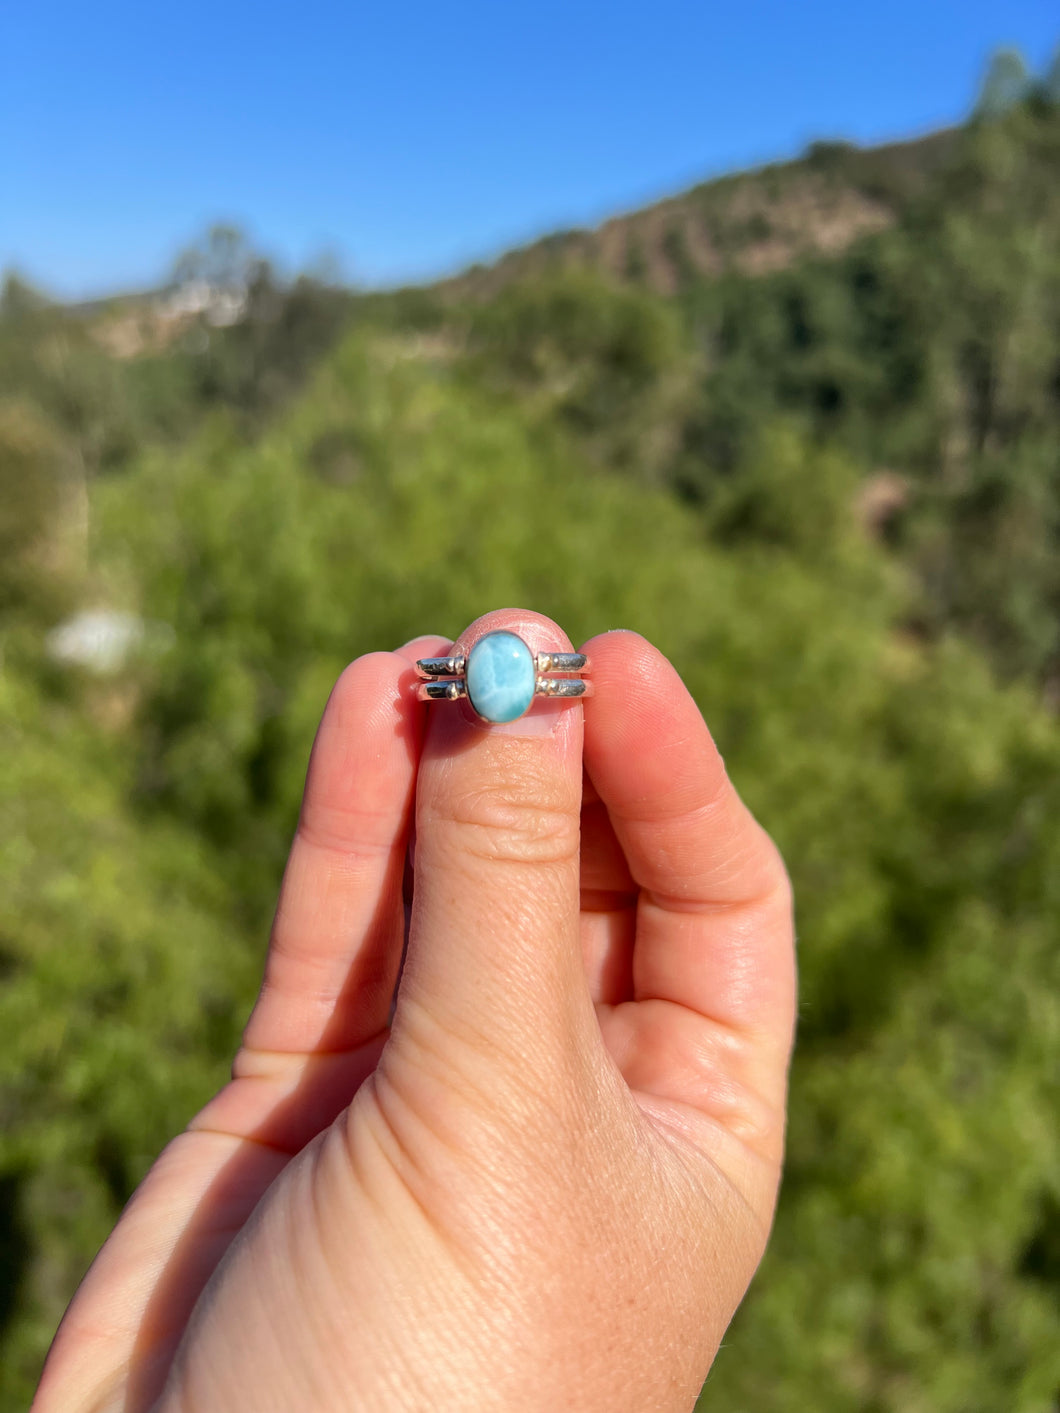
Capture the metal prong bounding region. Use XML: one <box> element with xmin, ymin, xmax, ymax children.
<box><xmin>415</xmin><ymin>655</ymin><xmax>467</xmax><ymax>679</ymax></box>
<box><xmin>416</xmin><ymin>679</ymin><xmax>468</xmax><ymax>702</ymax></box>
<box><xmin>534</xmin><ymin>651</ymin><xmax>587</xmax><ymax>675</ymax></box>
<box><xmin>534</xmin><ymin>677</ymin><xmax>591</xmax><ymax>699</ymax></box>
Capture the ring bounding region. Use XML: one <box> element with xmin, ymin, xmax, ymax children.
<box><xmin>415</xmin><ymin>630</ymin><xmax>591</xmax><ymax>724</ymax></box>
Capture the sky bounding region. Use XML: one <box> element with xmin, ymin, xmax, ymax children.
<box><xmin>1</xmin><ymin>0</ymin><xmax>1057</xmax><ymax>299</ymax></box>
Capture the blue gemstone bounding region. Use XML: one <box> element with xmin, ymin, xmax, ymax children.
<box><xmin>466</xmin><ymin>631</ymin><xmax>536</xmax><ymax>723</ymax></box>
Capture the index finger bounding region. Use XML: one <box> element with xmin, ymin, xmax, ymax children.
<box><xmin>579</xmin><ymin>630</ymin><xmax>795</xmax><ymax>1043</ymax></box>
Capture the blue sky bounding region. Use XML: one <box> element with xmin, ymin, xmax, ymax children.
<box><xmin>2</xmin><ymin>1</ymin><xmax>1057</xmax><ymax>298</ymax></box>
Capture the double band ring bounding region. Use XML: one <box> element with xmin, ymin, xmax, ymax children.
<box><xmin>415</xmin><ymin>630</ymin><xmax>591</xmax><ymax>724</ymax></box>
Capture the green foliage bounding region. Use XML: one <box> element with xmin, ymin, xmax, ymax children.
<box><xmin>461</xmin><ymin>268</ymin><xmax>696</xmax><ymax>479</ymax></box>
<box><xmin>666</xmin><ymin>93</ymin><xmax>1060</xmax><ymax>681</ymax></box>
<box><xmin>697</xmin><ymin>422</ymin><xmax>867</xmax><ymax>569</ymax></box>
<box><xmin>0</xmin><ymin>398</ymin><xmax>77</xmax><ymax>620</ymax></box>
<box><xmin>170</xmin><ymin>265</ymin><xmax>360</xmax><ymax>425</ymax></box>
<box><xmin>704</xmin><ymin>640</ymin><xmax>1060</xmax><ymax>1410</ymax></box>
<box><xmin>0</xmin><ymin>233</ymin><xmax>358</xmax><ymax>481</ymax></box>
<box><xmin>0</xmin><ymin>664</ymin><xmax>255</xmax><ymax>1407</ymax></box>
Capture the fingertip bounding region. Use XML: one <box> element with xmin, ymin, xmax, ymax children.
<box><xmin>323</xmin><ymin>651</ymin><xmax>420</xmax><ymax>736</ymax></box>
<box><xmin>306</xmin><ymin>650</ymin><xmax>439</xmax><ymax>822</ymax></box>
<box><xmin>579</xmin><ymin>627</ymin><xmax>651</xmax><ymax>652</ymax></box>
<box><xmin>396</xmin><ymin>634</ymin><xmax>453</xmax><ymax>663</ymax></box>
<box><xmin>580</xmin><ymin>630</ymin><xmax>706</xmax><ymax>762</ymax></box>
<box><xmin>458</xmin><ymin>608</ymin><xmax>576</xmax><ymax>656</ymax></box>
<box><xmin>579</xmin><ymin>631</ymin><xmax>783</xmax><ymax>910</ymax></box>
<box><xmin>580</xmin><ymin>629</ymin><xmax>686</xmax><ymax>695</ymax></box>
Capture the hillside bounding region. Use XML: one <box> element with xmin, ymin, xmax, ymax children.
<box><xmin>46</xmin><ymin>127</ymin><xmax>959</xmax><ymax>329</ymax></box>
<box><xmin>442</xmin><ymin>128</ymin><xmax>958</xmax><ymax>298</ymax></box>
<box><xmin>4</xmin><ymin>91</ymin><xmax>1059</xmax><ymax>687</ymax></box>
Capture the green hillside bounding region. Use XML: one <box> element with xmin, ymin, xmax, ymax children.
<box><xmin>2</xmin><ymin>54</ymin><xmax>1059</xmax><ymax>1411</ymax></box>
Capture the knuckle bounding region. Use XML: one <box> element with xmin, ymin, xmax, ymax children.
<box><xmin>760</xmin><ymin>834</ymin><xmax>794</xmax><ymax>911</ymax></box>
<box><xmin>422</xmin><ymin>778</ymin><xmax>580</xmax><ymax>868</ymax></box>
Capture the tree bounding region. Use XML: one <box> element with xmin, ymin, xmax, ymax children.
<box><xmin>170</xmin><ymin>223</ymin><xmax>264</xmax><ymax>294</ymax></box>
<box><xmin>975</xmin><ymin>48</ymin><xmax>1031</xmax><ymax>120</ymax></box>
<box><xmin>1043</xmin><ymin>45</ymin><xmax>1060</xmax><ymax>106</ymax></box>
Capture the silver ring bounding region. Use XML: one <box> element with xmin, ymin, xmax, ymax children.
<box><xmin>415</xmin><ymin>630</ymin><xmax>591</xmax><ymax>724</ymax></box>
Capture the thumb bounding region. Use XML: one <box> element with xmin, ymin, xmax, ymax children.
<box><xmin>393</xmin><ymin>608</ymin><xmax>590</xmax><ymax>1074</ymax></box>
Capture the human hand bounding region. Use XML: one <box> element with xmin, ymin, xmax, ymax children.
<box><xmin>35</xmin><ymin>608</ymin><xmax>795</xmax><ymax>1413</ymax></box>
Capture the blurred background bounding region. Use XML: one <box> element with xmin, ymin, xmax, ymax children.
<box><xmin>2</xmin><ymin>2</ymin><xmax>1060</xmax><ymax>1407</ymax></box>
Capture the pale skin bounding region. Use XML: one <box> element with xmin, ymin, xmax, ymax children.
<box><xmin>34</xmin><ymin>608</ymin><xmax>796</xmax><ymax>1413</ymax></box>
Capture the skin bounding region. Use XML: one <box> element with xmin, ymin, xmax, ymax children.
<box><xmin>34</xmin><ymin>608</ymin><xmax>796</xmax><ymax>1413</ymax></box>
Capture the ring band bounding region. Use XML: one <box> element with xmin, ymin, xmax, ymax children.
<box><xmin>415</xmin><ymin>630</ymin><xmax>591</xmax><ymax>724</ymax></box>
<box><xmin>416</xmin><ymin>677</ymin><xmax>591</xmax><ymax>700</ymax></box>
<box><xmin>415</xmin><ymin>651</ymin><xmax>589</xmax><ymax>677</ymax></box>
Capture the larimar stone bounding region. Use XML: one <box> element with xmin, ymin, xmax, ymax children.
<box><xmin>466</xmin><ymin>631</ymin><xmax>536</xmax><ymax>723</ymax></box>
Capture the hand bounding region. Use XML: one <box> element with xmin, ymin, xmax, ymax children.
<box><xmin>35</xmin><ymin>608</ymin><xmax>795</xmax><ymax>1413</ymax></box>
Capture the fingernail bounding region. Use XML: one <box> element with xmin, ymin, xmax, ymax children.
<box><xmin>479</xmin><ymin>698</ymin><xmax>569</xmax><ymax>737</ymax></box>
<box><xmin>400</xmin><ymin>632</ymin><xmax>452</xmax><ymax>652</ymax></box>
